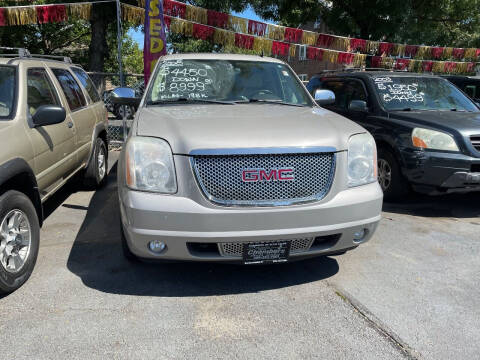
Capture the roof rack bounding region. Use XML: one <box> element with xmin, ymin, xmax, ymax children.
<box><xmin>313</xmin><ymin>67</ymin><xmax>410</xmax><ymax>77</ymax></box>
<box><xmin>0</xmin><ymin>47</ymin><xmax>72</xmax><ymax>64</ymax></box>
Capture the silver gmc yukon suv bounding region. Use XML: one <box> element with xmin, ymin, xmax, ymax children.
<box><xmin>118</xmin><ymin>54</ymin><xmax>383</xmax><ymax>264</ymax></box>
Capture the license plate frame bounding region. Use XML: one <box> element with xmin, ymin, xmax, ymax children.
<box><xmin>242</xmin><ymin>241</ymin><xmax>291</xmax><ymax>264</ymax></box>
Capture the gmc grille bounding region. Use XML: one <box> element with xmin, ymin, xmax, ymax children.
<box><xmin>471</xmin><ymin>136</ymin><xmax>480</xmax><ymax>152</ymax></box>
<box><xmin>191</xmin><ymin>152</ymin><xmax>336</xmax><ymax>206</ymax></box>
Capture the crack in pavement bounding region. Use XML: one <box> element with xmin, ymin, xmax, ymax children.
<box><xmin>329</xmin><ymin>283</ymin><xmax>422</xmax><ymax>360</ymax></box>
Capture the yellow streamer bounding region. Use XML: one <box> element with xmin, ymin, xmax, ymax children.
<box><xmin>301</xmin><ymin>31</ymin><xmax>318</xmax><ymax>46</ymax></box>
<box><xmin>185</xmin><ymin>5</ymin><xmax>207</xmax><ymax>25</ymax></box>
<box><xmin>213</xmin><ymin>28</ymin><xmax>235</xmax><ymax>48</ymax></box>
<box><xmin>6</xmin><ymin>7</ymin><xmax>36</xmax><ymax>25</ymax></box>
<box><xmin>332</xmin><ymin>37</ymin><xmax>349</xmax><ymax>51</ymax></box>
<box><xmin>464</xmin><ymin>48</ymin><xmax>477</xmax><ymax>60</ymax></box>
<box><xmin>121</xmin><ymin>4</ymin><xmax>144</xmax><ymax>25</ymax></box>
<box><xmin>394</xmin><ymin>44</ymin><xmax>406</xmax><ymax>57</ymax></box>
<box><xmin>366</xmin><ymin>41</ymin><xmax>379</xmax><ymax>54</ymax></box>
<box><xmin>289</xmin><ymin>44</ymin><xmax>296</xmax><ymax>58</ymax></box>
<box><xmin>228</xmin><ymin>15</ymin><xmax>247</xmax><ymax>33</ymax></box>
<box><xmin>252</xmin><ymin>37</ymin><xmax>272</xmax><ymax>56</ymax></box>
<box><xmin>267</xmin><ymin>24</ymin><xmax>285</xmax><ymax>41</ymax></box>
<box><xmin>353</xmin><ymin>53</ymin><xmax>366</xmax><ymax>67</ymax></box>
<box><xmin>443</xmin><ymin>47</ymin><xmax>453</xmax><ymax>59</ymax></box>
<box><xmin>324</xmin><ymin>50</ymin><xmax>339</xmax><ymax>64</ymax></box>
<box><xmin>68</xmin><ymin>3</ymin><xmax>92</xmax><ymax>21</ymax></box>
<box><xmin>170</xmin><ymin>17</ymin><xmax>193</xmax><ymax>37</ymax></box>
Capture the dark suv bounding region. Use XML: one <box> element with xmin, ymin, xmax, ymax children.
<box><xmin>443</xmin><ymin>75</ymin><xmax>480</xmax><ymax>104</ymax></box>
<box><xmin>307</xmin><ymin>71</ymin><xmax>480</xmax><ymax>200</ymax></box>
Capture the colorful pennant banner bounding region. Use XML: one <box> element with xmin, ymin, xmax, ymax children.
<box><xmin>121</xmin><ymin>3</ymin><xmax>477</xmax><ymax>75</ymax></box>
<box><xmin>134</xmin><ymin>0</ymin><xmax>480</xmax><ymax>64</ymax></box>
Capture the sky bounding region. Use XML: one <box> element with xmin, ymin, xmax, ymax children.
<box><xmin>128</xmin><ymin>6</ymin><xmax>265</xmax><ymax>50</ymax></box>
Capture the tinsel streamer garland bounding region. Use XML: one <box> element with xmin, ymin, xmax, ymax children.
<box><xmin>207</xmin><ymin>9</ymin><xmax>228</xmax><ymax>29</ymax></box>
<box><xmin>252</xmin><ymin>37</ymin><xmax>272</xmax><ymax>56</ymax></box>
<box><xmin>193</xmin><ymin>23</ymin><xmax>214</xmax><ymax>40</ymax></box>
<box><xmin>248</xmin><ymin>19</ymin><xmax>267</xmax><ymax>37</ymax></box>
<box><xmin>135</xmin><ymin>0</ymin><xmax>480</xmax><ymax>62</ymax></box>
<box><xmin>0</xmin><ymin>8</ymin><xmax>6</xmax><ymax>26</ymax></box>
<box><xmin>272</xmin><ymin>41</ymin><xmax>290</xmax><ymax>56</ymax></box>
<box><xmin>301</xmin><ymin>31</ymin><xmax>318</xmax><ymax>46</ymax></box>
<box><xmin>120</xmin><ymin>4</ymin><xmax>477</xmax><ymax>75</ymax></box>
<box><xmin>185</xmin><ymin>5</ymin><xmax>206</xmax><ymax>25</ymax></box>
<box><xmin>228</xmin><ymin>15</ymin><xmax>246</xmax><ymax>34</ymax></box>
<box><xmin>68</xmin><ymin>3</ymin><xmax>91</xmax><ymax>20</ymax></box>
<box><xmin>267</xmin><ymin>24</ymin><xmax>284</xmax><ymax>41</ymax></box>
<box><xmin>5</xmin><ymin>6</ymin><xmax>36</xmax><ymax>25</ymax></box>
<box><xmin>284</xmin><ymin>27</ymin><xmax>302</xmax><ymax>43</ymax></box>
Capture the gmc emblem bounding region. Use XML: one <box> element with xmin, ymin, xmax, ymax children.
<box><xmin>242</xmin><ymin>168</ymin><xmax>295</xmax><ymax>182</ymax></box>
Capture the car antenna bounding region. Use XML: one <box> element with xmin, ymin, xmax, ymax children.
<box><xmin>261</xmin><ymin>50</ymin><xmax>264</xmax><ymax>57</ymax></box>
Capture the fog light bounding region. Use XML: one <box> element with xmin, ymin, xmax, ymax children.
<box><xmin>353</xmin><ymin>229</ymin><xmax>367</xmax><ymax>243</ymax></box>
<box><xmin>148</xmin><ymin>240</ymin><xmax>166</xmax><ymax>254</ymax></box>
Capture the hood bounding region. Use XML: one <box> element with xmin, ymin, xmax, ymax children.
<box><xmin>389</xmin><ymin>111</ymin><xmax>480</xmax><ymax>135</ymax></box>
<box><xmin>135</xmin><ymin>104</ymin><xmax>365</xmax><ymax>154</ymax></box>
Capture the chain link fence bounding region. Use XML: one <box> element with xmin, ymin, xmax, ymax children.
<box><xmin>88</xmin><ymin>72</ymin><xmax>144</xmax><ymax>151</ymax></box>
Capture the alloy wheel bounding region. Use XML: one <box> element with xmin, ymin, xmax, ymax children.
<box><xmin>378</xmin><ymin>158</ymin><xmax>392</xmax><ymax>191</ymax></box>
<box><xmin>98</xmin><ymin>145</ymin><xmax>106</xmax><ymax>181</ymax></box>
<box><xmin>0</xmin><ymin>209</ymin><xmax>32</xmax><ymax>273</ymax></box>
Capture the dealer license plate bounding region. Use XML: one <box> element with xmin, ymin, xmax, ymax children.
<box><xmin>243</xmin><ymin>241</ymin><xmax>291</xmax><ymax>264</ymax></box>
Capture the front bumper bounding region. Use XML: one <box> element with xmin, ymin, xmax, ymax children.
<box><xmin>119</xmin><ymin>182</ymin><xmax>383</xmax><ymax>262</ymax></box>
<box><xmin>402</xmin><ymin>149</ymin><xmax>480</xmax><ymax>194</ymax></box>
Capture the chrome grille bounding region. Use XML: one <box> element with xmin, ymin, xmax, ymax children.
<box><xmin>191</xmin><ymin>152</ymin><xmax>335</xmax><ymax>206</ymax></box>
<box><xmin>471</xmin><ymin>136</ymin><xmax>480</xmax><ymax>152</ymax></box>
<box><xmin>218</xmin><ymin>238</ymin><xmax>314</xmax><ymax>258</ymax></box>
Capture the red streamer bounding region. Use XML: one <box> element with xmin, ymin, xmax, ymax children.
<box><xmin>36</xmin><ymin>5</ymin><xmax>67</xmax><ymax>24</ymax></box>
<box><xmin>379</xmin><ymin>42</ymin><xmax>394</xmax><ymax>56</ymax></box>
<box><xmin>444</xmin><ymin>62</ymin><xmax>457</xmax><ymax>73</ymax></box>
<box><xmin>163</xmin><ymin>0</ymin><xmax>186</xmax><ymax>18</ymax></box>
<box><xmin>193</xmin><ymin>23</ymin><xmax>215</xmax><ymax>40</ymax></box>
<box><xmin>207</xmin><ymin>9</ymin><xmax>228</xmax><ymax>29</ymax></box>
<box><xmin>164</xmin><ymin>16</ymin><xmax>171</xmax><ymax>29</ymax></box>
<box><xmin>467</xmin><ymin>63</ymin><xmax>476</xmax><ymax>73</ymax></box>
<box><xmin>338</xmin><ymin>52</ymin><xmax>354</xmax><ymax>64</ymax></box>
<box><xmin>0</xmin><ymin>8</ymin><xmax>5</xmax><ymax>26</ymax></box>
<box><xmin>431</xmin><ymin>47</ymin><xmax>444</xmax><ymax>59</ymax></box>
<box><xmin>306</xmin><ymin>46</ymin><xmax>324</xmax><ymax>61</ymax></box>
<box><xmin>371</xmin><ymin>56</ymin><xmax>382</xmax><ymax>68</ymax></box>
<box><xmin>248</xmin><ymin>20</ymin><xmax>267</xmax><ymax>36</ymax></box>
<box><xmin>284</xmin><ymin>27</ymin><xmax>303</xmax><ymax>43</ymax></box>
<box><xmin>272</xmin><ymin>41</ymin><xmax>290</xmax><ymax>56</ymax></box>
<box><xmin>350</xmin><ymin>38</ymin><xmax>367</xmax><ymax>52</ymax></box>
<box><xmin>395</xmin><ymin>58</ymin><xmax>410</xmax><ymax>70</ymax></box>
<box><xmin>452</xmin><ymin>48</ymin><xmax>465</xmax><ymax>60</ymax></box>
<box><xmin>235</xmin><ymin>33</ymin><xmax>254</xmax><ymax>49</ymax></box>
<box><xmin>316</xmin><ymin>34</ymin><xmax>334</xmax><ymax>47</ymax></box>
<box><xmin>422</xmin><ymin>61</ymin><xmax>433</xmax><ymax>72</ymax></box>
<box><xmin>405</xmin><ymin>45</ymin><xmax>419</xmax><ymax>57</ymax></box>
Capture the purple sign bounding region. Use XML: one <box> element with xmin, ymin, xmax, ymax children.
<box><xmin>144</xmin><ymin>0</ymin><xmax>167</xmax><ymax>85</ymax></box>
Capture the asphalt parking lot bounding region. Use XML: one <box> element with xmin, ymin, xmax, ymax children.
<box><xmin>1</xmin><ymin>152</ymin><xmax>479</xmax><ymax>359</ymax></box>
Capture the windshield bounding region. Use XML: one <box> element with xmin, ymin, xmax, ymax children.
<box><xmin>373</xmin><ymin>76</ymin><xmax>479</xmax><ymax>112</ymax></box>
<box><xmin>147</xmin><ymin>59</ymin><xmax>313</xmax><ymax>106</ymax></box>
<box><xmin>0</xmin><ymin>66</ymin><xmax>16</xmax><ymax>119</ymax></box>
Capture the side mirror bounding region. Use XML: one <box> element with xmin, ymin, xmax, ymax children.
<box><xmin>31</xmin><ymin>105</ymin><xmax>66</xmax><ymax>128</ymax></box>
<box><xmin>314</xmin><ymin>89</ymin><xmax>335</xmax><ymax>106</ymax></box>
<box><xmin>348</xmin><ymin>100</ymin><xmax>368</xmax><ymax>113</ymax></box>
<box><xmin>110</xmin><ymin>87</ymin><xmax>141</xmax><ymax>107</ymax></box>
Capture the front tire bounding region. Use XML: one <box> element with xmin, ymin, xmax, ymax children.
<box><xmin>84</xmin><ymin>138</ymin><xmax>108</xmax><ymax>189</ymax></box>
<box><xmin>0</xmin><ymin>191</ymin><xmax>40</xmax><ymax>295</ymax></box>
<box><xmin>377</xmin><ymin>147</ymin><xmax>409</xmax><ymax>201</ymax></box>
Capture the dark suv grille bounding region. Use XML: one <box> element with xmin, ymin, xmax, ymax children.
<box><xmin>191</xmin><ymin>152</ymin><xmax>336</xmax><ymax>206</ymax></box>
<box><xmin>471</xmin><ymin>136</ymin><xmax>480</xmax><ymax>152</ymax></box>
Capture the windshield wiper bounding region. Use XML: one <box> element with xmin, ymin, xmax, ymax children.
<box><xmin>147</xmin><ymin>98</ymin><xmax>235</xmax><ymax>105</ymax></box>
<box><xmin>235</xmin><ymin>99</ymin><xmax>307</xmax><ymax>107</ymax></box>
<box><xmin>391</xmin><ymin>107</ymin><xmax>413</xmax><ymax>111</ymax></box>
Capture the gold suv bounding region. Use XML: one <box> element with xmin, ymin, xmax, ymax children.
<box><xmin>0</xmin><ymin>49</ymin><xmax>108</xmax><ymax>294</ymax></box>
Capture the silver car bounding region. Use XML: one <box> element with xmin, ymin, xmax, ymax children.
<box><xmin>118</xmin><ymin>54</ymin><xmax>382</xmax><ymax>264</ymax></box>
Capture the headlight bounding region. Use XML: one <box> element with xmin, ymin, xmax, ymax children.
<box><xmin>125</xmin><ymin>137</ymin><xmax>177</xmax><ymax>193</ymax></box>
<box><xmin>348</xmin><ymin>133</ymin><xmax>377</xmax><ymax>187</ymax></box>
<box><xmin>412</xmin><ymin>128</ymin><xmax>459</xmax><ymax>151</ymax></box>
